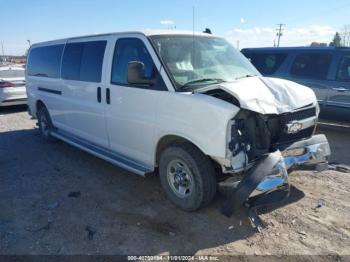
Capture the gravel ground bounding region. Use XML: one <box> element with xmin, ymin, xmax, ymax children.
<box><xmin>0</xmin><ymin>105</ymin><xmax>349</xmax><ymax>257</ymax></box>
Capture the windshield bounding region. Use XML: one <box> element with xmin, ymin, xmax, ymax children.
<box><xmin>150</xmin><ymin>35</ymin><xmax>260</xmax><ymax>90</ymax></box>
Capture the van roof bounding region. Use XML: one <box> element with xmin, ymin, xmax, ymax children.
<box><xmin>241</xmin><ymin>46</ymin><xmax>350</xmax><ymax>53</ymax></box>
<box><xmin>30</xmin><ymin>30</ymin><xmax>217</xmax><ymax>47</ymax></box>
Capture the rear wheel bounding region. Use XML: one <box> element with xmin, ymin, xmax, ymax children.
<box><xmin>159</xmin><ymin>143</ymin><xmax>217</xmax><ymax>211</ymax></box>
<box><xmin>37</xmin><ymin>105</ymin><xmax>56</xmax><ymax>142</ymax></box>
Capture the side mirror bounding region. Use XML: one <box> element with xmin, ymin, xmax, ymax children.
<box><xmin>127</xmin><ymin>61</ymin><xmax>156</xmax><ymax>85</ymax></box>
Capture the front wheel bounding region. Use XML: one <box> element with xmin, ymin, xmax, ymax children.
<box><xmin>159</xmin><ymin>143</ymin><xmax>217</xmax><ymax>211</ymax></box>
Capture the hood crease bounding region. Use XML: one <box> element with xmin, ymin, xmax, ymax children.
<box><xmin>197</xmin><ymin>76</ymin><xmax>317</xmax><ymax>115</ymax></box>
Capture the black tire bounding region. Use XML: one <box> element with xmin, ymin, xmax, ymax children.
<box><xmin>159</xmin><ymin>143</ymin><xmax>217</xmax><ymax>211</ymax></box>
<box><xmin>37</xmin><ymin>105</ymin><xmax>56</xmax><ymax>142</ymax></box>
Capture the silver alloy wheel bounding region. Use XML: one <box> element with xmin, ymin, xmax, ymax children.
<box><xmin>40</xmin><ymin>113</ymin><xmax>50</xmax><ymax>137</ymax></box>
<box><xmin>166</xmin><ymin>159</ymin><xmax>194</xmax><ymax>198</ymax></box>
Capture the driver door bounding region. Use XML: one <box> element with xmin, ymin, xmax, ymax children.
<box><xmin>104</xmin><ymin>35</ymin><xmax>168</xmax><ymax>167</ymax></box>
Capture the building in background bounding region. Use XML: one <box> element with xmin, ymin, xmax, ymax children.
<box><xmin>0</xmin><ymin>55</ymin><xmax>26</xmax><ymax>66</ymax></box>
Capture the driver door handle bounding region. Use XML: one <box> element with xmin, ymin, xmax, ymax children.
<box><xmin>106</xmin><ymin>88</ymin><xmax>110</xmax><ymax>104</ymax></box>
<box><xmin>97</xmin><ymin>87</ymin><xmax>101</xmax><ymax>103</ymax></box>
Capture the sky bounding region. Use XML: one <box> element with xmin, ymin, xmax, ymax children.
<box><xmin>1</xmin><ymin>0</ymin><xmax>350</xmax><ymax>55</ymax></box>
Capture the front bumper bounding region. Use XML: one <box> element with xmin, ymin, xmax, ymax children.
<box><xmin>254</xmin><ymin>134</ymin><xmax>330</xmax><ymax>195</ymax></box>
<box><xmin>220</xmin><ymin>134</ymin><xmax>331</xmax><ymax>219</ymax></box>
<box><xmin>282</xmin><ymin>134</ymin><xmax>331</xmax><ymax>170</ymax></box>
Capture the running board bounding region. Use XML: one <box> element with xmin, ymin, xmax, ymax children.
<box><xmin>50</xmin><ymin>130</ymin><xmax>151</xmax><ymax>176</ymax></box>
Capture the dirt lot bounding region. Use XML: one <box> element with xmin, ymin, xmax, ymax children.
<box><xmin>0</xmin><ymin>105</ymin><xmax>349</xmax><ymax>257</ymax></box>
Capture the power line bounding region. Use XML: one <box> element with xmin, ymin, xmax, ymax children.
<box><xmin>276</xmin><ymin>24</ymin><xmax>285</xmax><ymax>47</ymax></box>
<box><xmin>287</xmin><ymin>3</ymin><xmax>350</xmax><ymax>26</ymax></box>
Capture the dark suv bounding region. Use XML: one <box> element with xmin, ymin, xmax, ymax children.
<box><xmin>241</xmin><ymin>47</ymin><xmax>350</xmax><ymax>122</ymax></box>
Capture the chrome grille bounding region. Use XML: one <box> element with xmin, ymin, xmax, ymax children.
<box><xmin>280</xmin><ymin>107</ymin><xmax>316</xmax><ymax>128</ymax></box>
<box><xmin>269</xmin><ymin>107</ymin><xmax>317</xmax><ymax>146</ymax></box>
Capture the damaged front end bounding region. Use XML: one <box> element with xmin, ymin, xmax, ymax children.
<box><xmin>219</xmin><ymin>107</ymin><xmax>331</xmax><ymax>230</ymax></box>
<box><xmin>196</xmin><ymin>77</ymin><xmax>331</xmax><ymax>230</ymax></box>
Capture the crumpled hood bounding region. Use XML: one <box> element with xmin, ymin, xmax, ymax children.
<box><xmin>197</xmin><ymin>76</ymin><xmax>317</xmax><ymax>115</ymax></box>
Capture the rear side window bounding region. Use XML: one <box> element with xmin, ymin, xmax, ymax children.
<box><xmin>244</xmin><ymin>53</ymin><xmax>287</xmax><ymax>75</ymax></box>
<box><xmin>291</xmin><ymin>53</ymin><xmax>332</xmax><ymax>80</ymax></box>
<box><xmin>27</xmin><ymin>45</ymin><xmax>64</xmax><ymax>78</ymax></box>
<box><xmin>337</xmin><ymin>54</ymin><xmax>350</xmax><ymax>82</ymax></box>
<box><xmin>61</xmin><ymin>41</ymin><xmax>107</xmax><ymax>82</ymax></box>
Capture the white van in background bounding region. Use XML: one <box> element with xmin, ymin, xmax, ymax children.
<box><xmin>26</xmin><ymin>30</ymin><xmax>330</xmax><ymax>221</ymax></box>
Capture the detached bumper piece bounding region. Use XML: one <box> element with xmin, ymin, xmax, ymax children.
<box><xmin>221</xmin><ymin>151</ymin><xmax>288</xmax><ymax>217</ymax></box>
<box><xmin>220</xmin><ymin>134</ymin><xmax>331</xmax><ymax>231</ymax></box>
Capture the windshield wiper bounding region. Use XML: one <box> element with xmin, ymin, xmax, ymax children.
<box><xmin>235</xmin><ymin>74</ymin><xmax>258</xmax><ymax>80</ymax></box>
<box><xmin>179</xmin><ymin>78</ymin><xmax>225</xmax><ymax>90</ymax></box>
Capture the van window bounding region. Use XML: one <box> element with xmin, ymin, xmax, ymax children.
<box><xmin>27</xmin><ymin>45</ymin><xmax>64</xmax><ymax>78</ymax></box>
<box><xmin>111</xmin><ymin>38</ymin><xmax>166</xmax><ymax>90</ymax></box>
<box><xmin>291</xmin><ymin>53</ymin><xmax>332</xmax><ymax>80</ymax></box>
<box><xmin>61</xmin><ymin>41</ymin><xmax>106</xmax><ymax>82</ymax></box>
<box><xmin>337</xmin><ymin>54</ymin><xmax>350</xmax><ymax>82</ymax></box>
<box><xmin>244</xmin><ymin>53</ymin><xmax>287</xmax><ymax>75</ymax></box>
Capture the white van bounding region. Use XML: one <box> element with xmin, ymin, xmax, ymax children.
<box><xmin>26</xmin><ymin>30</ymin><xmax>330</xmax><ymax>220</ymax></box>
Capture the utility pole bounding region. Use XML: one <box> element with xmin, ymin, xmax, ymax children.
<box><xmin>1</xmin><ymin>41</ymin><xmax>4</xmax><ymax>57</ymax></box>
<box><xmin>0</xmin><ymin>41</ymin><xmax>4</xmax><ymax>63</ymax></box>
<box><xmin>192</xmin><ymin>6</ymin><xmax>195</xmax><ymax>35</ymax></box>
<box><xmin>276</xmin><ymin>24</ymin><xmax>285</xmax><ymax>47</ymax></box>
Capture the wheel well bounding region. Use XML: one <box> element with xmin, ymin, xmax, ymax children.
<box><xmin>36</xmin><ymin>100</ymin><xmax>45</xmax><ymax>110</ymax></box>
<box><xmin>36</xmin><ymin>100</ymin><xmax>45</xmax><ymax>115</ymax></box>
<box><xmin>155</xmin><ymin>135</ymin><xmax>223</xmax><ymax>177</ymax></box>
<box><xmin>155</xmin><ymin>135</ymin><xmax>202</xmax><ymax>166</ymax></box>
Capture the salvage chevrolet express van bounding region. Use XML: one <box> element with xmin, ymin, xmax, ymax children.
<box><xmin>26</xmin><ymin>31</ymin><xmax>331</xmax><ymax>220</ymax></box>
